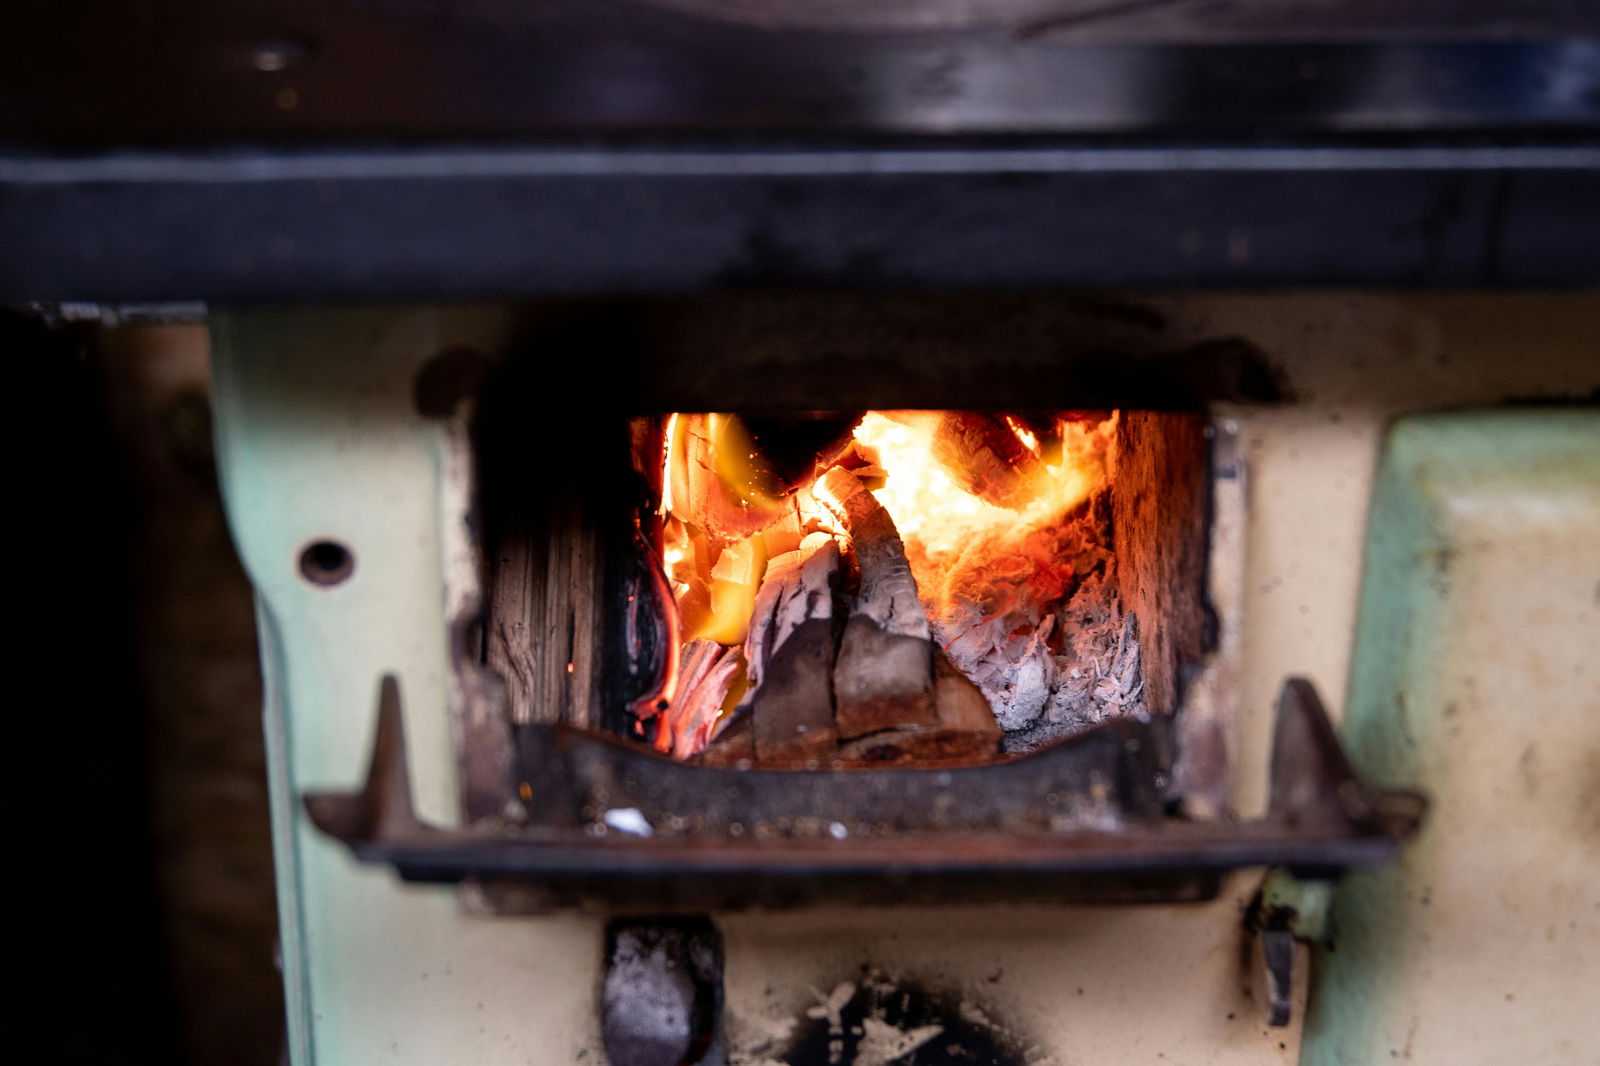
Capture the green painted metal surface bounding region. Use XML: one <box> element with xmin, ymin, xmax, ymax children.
<box><xmin>1303</xmin><ymin>410</ymin><xmax>1600</xmax><ymax>1065</ymax></box>
<box><xmin>210</xmin><ymin>308</ymin><xmax>604</xmax><ymax>1065</ymax></box>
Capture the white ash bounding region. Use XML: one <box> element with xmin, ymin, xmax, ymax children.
<box><xmin>855</xmin><ymin>1017</ymin><xmax>943</xmax><ymax>1066</ymax></box>
<box><xmin>602</xmin><ymin>807</ymin><xmax>654</xmax><ymax>837</ymax></box>
<box><xmin>805</xmin><ymin>981</ymin><xmax>856</xmax><ymax>1026</ymax></box>
<box><xmin>921</xmin><ymin>494</ymin><xmax>1148</xmax><ymax>751</ymax></box>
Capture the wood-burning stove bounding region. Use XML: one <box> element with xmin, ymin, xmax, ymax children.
<box><xmin>9</xmin><ymin>4</ymin><xmax>1599</xmax><ymax>1059</ymax></box>
<box><xmin>281</xmin><ymin>297</ymin><xmax>1420</xmax><ymax>923</ymax></box>
<box><xmin>196</xmin><ymin>292</ymin><xmax>1596</xmax><ymax>1066</ymax></box>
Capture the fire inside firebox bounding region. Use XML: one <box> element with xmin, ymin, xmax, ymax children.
<box><xmin>475</xmin><ymin>385</ymin><xmax>1206</xmax><ymax>780</ymax></box>
<box><xmin>630</xmin><ymin>411</ymin><xmax>1147</xmax><ymax>767</ymax></box>
<box><xmin>310</xmin><ymin>369</ymin><xmax>1422</xmax><ymax>912</ymax></box>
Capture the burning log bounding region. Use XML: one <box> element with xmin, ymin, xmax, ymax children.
<box><xmin>663</xmin><ymin>413</ymin><xmax>788</xmax><ymax>541</ymax></box>
<box><xmin>656</xmin><ymin>639</ymin><xmax>741</xmax><ymax>759</ymax></box>
<box><xmin>930</xmin><ymin>412</ymin><xmax>1046</xmax><ymax>509</ymax></box>
<box><xmin>817</xmin><ymin>467</ymin><xmax>940</xmax><ymax>739</ymax></box>
<box><xmin>744</xmin><ymin>535</ymin><xmax>842</xmax><ymax>764</ymax></box>
<box><xmin>929</xmin><ymin>645</ymin><xmax>1003</xmax><ymax>753</ymax></box>
<box><xmin>835</xmin><ymin>647</ymin><xmax>1000</xmax><ymax>763</ymax></box>
<box><xmin>744</xmin><ymin>535</ymin><xmax>839</xmax><ymax>690</ymax></box>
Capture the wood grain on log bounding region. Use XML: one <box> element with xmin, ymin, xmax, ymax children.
<box><xmin>817</xmin><ymin>467</ymin><xmax>939</xmax><ymax>739</ymax></box>
<box><xmin>486</xmin><ymin>494</ymin><xmax>603</xmax><ymax>727</ymax></box>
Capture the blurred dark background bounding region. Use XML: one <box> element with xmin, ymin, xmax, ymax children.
<box><xmin>11</xmin><ymin>311</ymin><xmax>281</xmax><ymax>1064</ymax></box>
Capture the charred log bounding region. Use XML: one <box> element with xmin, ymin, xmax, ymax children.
<box><xmin>656</xmin><ymin>639</ymin><xmax>741</xmax><ymax>759</ymax></box>
<box><xmin>835</xmin><ymin>648</ymin><xmax>1000</xmax><ymax>764</ymax></box>
<box><xmin>743</xmin><ymin>535</ymin><xmax>844</xmax><ymax>764</ymax></box>
<box><xmin>751</xmin><ymin>618</ymin><xmax>840</xmax><ymax>764</ymax></box>
<box><xmin>817</xmin><ymin>467</ymin><xmax>939</xmax><ymax>739</ymax></box>
<box><xmin>743</xmin><ymin>536</ymin><xmax>841</xmax><ymax>693</ymax></box>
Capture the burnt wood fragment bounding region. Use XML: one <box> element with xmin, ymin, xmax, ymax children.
<box><xmin>752</xmin><ymin>617</ymin><xmax>839</xmax><ymax>764</ymax></box>
<box><xmin>742</xmin><ymin>537</ymin><xmax>843</xmax><ymax>763</ymax></box>
<box><xmin>817</xmin><ymin>467</ymin><xmax>939</xmax><ymax>739</ymax></box>
<box><xmin>835</xmin><ymin>648</ymin><xmax>1000</xmax><ymax>763</ymax></box>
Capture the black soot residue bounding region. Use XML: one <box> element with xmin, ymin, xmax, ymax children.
<box><xmin>779</xmin><ymin>970</ymin><xmax>1026</xmax><ymax>1065</ymax></box>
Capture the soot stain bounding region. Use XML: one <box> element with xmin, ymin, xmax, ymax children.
<box><xmin>778</xmin><ymin>971</ymin><xmax>1026</xmax><ymax>1065</ymax></box>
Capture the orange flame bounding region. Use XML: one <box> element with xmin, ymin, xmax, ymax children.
<box><xmin>851</xmin><ymin>412</ymin><xmax>1112</xmax><ymax>611</ymax></box>
<box><xmin>643</xmin><ymin>409</ymin><xmax>1115</xmax><ymax>756</ymax></box>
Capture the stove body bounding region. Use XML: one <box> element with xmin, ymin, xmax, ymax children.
<box><xmin>206</xmin><ymin>294</ymin><xmax>1596</xmax><ymax>1065</ymax></box>
<box><xmin>6</xmin><ymin>4</ymin><xmax>1600</xmax><ymax>1062</ymax></box>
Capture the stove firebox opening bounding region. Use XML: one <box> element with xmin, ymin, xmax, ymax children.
<box><xmin>645</xmin><ymin>410</ymin><xmax>1130</xmax><ymax>765</ymax></box>
<box><xmin>476</xmin><ymin>399</ymin><xmax>1209</xmax><ymax>772</ymax></box>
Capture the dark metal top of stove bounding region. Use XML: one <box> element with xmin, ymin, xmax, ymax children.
<box><xmin>5</xmin><ymin>3</ymin><xmax>1599</xmax><ymax>297</ymax></box>
<box><xmin>4</xmin><ymin>1</ymin><xmax>1600</xmax><ymax>141</ymax></box>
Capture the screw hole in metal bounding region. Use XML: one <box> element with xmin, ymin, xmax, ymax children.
<box><xmin>299</xmin><ymin>540</ymin><xmax>355</xmax><ymax>587</ymax></box>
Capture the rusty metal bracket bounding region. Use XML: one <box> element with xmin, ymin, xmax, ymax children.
<box><xmin>1245</xmin><ymin>866</ymin><xmax>1336</xmax><ymax>1029</ymax></box>
<box><xmin>305</xmin><ymin>676</ymin><xmax>1423</xmax><ymax>909</ymax></box>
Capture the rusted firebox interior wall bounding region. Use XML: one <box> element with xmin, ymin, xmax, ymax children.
<box><xmin>474</xmin><ymin>395</ymin><xmax>1211</xmax><ymax>741</ymax></box>
<box><xmin>1111</xmin><ymin>411</ymin><xmax>1211</xmax><ymax>716</ymax></box>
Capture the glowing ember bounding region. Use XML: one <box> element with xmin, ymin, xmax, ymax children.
<box><xmin>657</xmin><ymin>412</ymin><xmax>681</xmax><ymax>517</ymax></box>
<box><xmin>1005</xmin><ymin>416</ymin><xmax>1042</xmax><ymax>456</ymax></box>
<box><xmin>852</xmin><ymin>411</ymin><xmax>1112</xmax><ymax>611</ymax></box>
